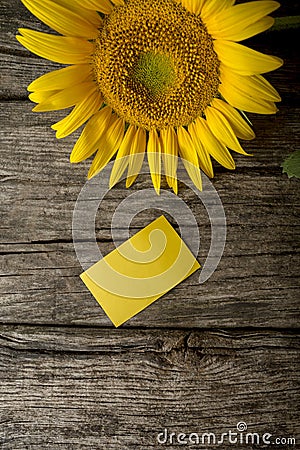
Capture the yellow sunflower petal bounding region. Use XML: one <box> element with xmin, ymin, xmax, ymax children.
<box><xmin>55</xmin><ymin>0</ymin><xmax>102</xmax><ymax>27</ymax></box>
<box><xmin>16</xmin><ymin>29</ymin><xmax>93</xmax><ymax>64</ymax></box>
<box><xmin>248</xmin><ymin>74</ymin><xmax>281</xmax><ymax>101</ymax></box>
<box><xmin>177</xmin><ymin>126</ymin><xmax>202</xmax><ymax>191</ymax></box>
<box><xmin>28</xmin><ymin>65</ymin><xmax>92</xmax><ymax>92</ymax></box>
<box><xmin>147</xmin><ymin>129</ymin><xmax>161</xmax><ymax>195</ymax></box>
<box><xmin>219</xmin><ymin>83</ymin><xmax>277</xmax><ymax>114</ymax></box>
<box><xmin>51</xmin><ymin>91</ymin><xmax>103</xmax><ymax>138</ymax></box>
<box><xmin>205</xmin><ymin>106</ymin><xmax>250</xmax><ymax>155</ymax></box>
<box><xmin>214</xmin><ymin>39</ymin><xmax>283</xmax><ymax>75</ymax></box>
<box><xmin>111</xmin><ymin>0</ymin><xmax>125</xmax><ymax>5</ymax></box>
<box><xmin>188</xmin><ymin>121</ymin><xmax>214</xmax><ymax>178</ymax></box>
<box><xmin>180</xmin><ymin>0</ymin><xmax>202</xmax><ymax>15</ymax></box>
<box><xmin>126</xmin><ymin>128</ymin><xmax>147</xmax><ymax>188</ymax></box>
<box><xmin>20</xmin><ymin>0</ymin><xmax>99</xmax><ymax>39</ymax></box>
<box><xmin>219</xmin><ymin>16</ymin><xmax>275</xmax><ymax>42</ymax></box>
<box><xmin>236</xmin><ymin>16</ymin><xmax>275</xmax><ymax>42</ymax></box>
<box><xmin>160</xmin><ymin>127</ymin><xmax>178</xmax><ymax>194</ymax></box>
<box><xmin>205</xmin><ymin>1</ymin><xmax>279</xmax><ymax>41</ymax></box>
<box><xmin>201</xmin><ymin>0</ymin><xmax>233</xmax><ymax>19</ymax></box>
<box><xmin>211</xmin><ymin>99</ymin><xmax>255</xmax><ymax>140</ymax></box>
<box><xmin>219</xmin><ymin>66</ymin><xmax>278</xmax><ymax>114</ymax></box>
<box><xmin>109</xmin><ymin>125</ymin><xmax>137</xmax><ymax>188</ymax></box>
<box><xmin>76</xmin><ymin>0</ymin><xmax>113</xmax><ymax>14</ymax></box>
<box><xmin>70</xmin><ymin>106</ymin><xmax>112</xmax><ymax>163</ymax></box>
<box><xmin>221</xmin><ymin>64</ymin><xmax>281</xmax><ymax>101</ymax></box>
<box><xmin>29</xmin><ymin>90</ymin><xmax>59</xmax><ymax>103</ymax></box>
<box><xmin>32</xmin><ymin>81</ymin><xmax>96</xmax><ymax>112</ymax></box>
<box><xmin>88</xmin><ymin>116</ymin><xmax>125</xmax><ymax>179</ymax></box>
<box><xmin>194</xmin><ymin>117</ymin><xmax>236</xmax><ymax>170</ymax></box>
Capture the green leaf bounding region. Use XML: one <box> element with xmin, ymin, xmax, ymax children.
<box><xmin>282</xmin><ymin>150</ymin><xmax>300</xmax><ymax>179</ymax></box>
<box><xmin>271</xmin><ymin>16</ymin><xmax>300</xmax><ymax>32</ymax></box>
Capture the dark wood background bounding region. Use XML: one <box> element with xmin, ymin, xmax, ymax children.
<box><xmin>1</xmin><ymin>1</ymin><xmax>299</xmax><ymax>448</ymax></box>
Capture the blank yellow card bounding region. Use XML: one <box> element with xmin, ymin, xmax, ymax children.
<box><xmin>80</xmin><ymin>215</ymin><xmax>200</xmax><ymax>327</ymax></box>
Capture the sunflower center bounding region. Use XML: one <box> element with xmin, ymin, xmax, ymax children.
<box><xmin>133</xmin><ymin>52</ymin><xmax>176</xmax><ymax>96</ymax></box>
<box><xmin>93</xmin><ymin>0</ymin><xmax>220</xmax><ymax>130</ymax></box>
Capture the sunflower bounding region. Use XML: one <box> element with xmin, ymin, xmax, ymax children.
<box><xmin>17</xmin><ymin>0</ymin><xmax>283</xmax><ymax>194</ymax></box>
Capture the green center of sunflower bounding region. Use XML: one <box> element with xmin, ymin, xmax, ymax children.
<box><xmin>93</xmin><ymin>0</ymin><xmax>220</xmax><ymax>130</ymax></box>
<box><xmin>133</xmin><ymin>52</ymin><xmax>176</xmax><ymax>96</ymax></box>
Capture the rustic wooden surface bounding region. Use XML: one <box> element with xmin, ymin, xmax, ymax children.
<box><xmin>0</xmin><ymin>1</ymin><xmax>299</xmax><ymax>449</ymax></box>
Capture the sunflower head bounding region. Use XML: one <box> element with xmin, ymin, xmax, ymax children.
<box><xmin>17</xmin><ymin>0</ymin><xmax>283</xmax><ymax>194</ymax></box>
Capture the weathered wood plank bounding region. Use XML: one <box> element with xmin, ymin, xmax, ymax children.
<box><xmin>0</xmin><ymin>241</ymin><xmax>298</xmax><ymax>327</ymax></box>
<box><xmin>0</xmin><ymin>0</ymin><xmax>56</xmax><ymax>52</ymax></box>
<box><xmin>0</xmin><ymin>1</ymin><xmax>299</xmax><ymax>448</ymax></box>
<box><xmin>0</xmin><ymin>98</ymin><xmax>299</xmax><ymax>326</ymax></box>
<box><xmin>0</xmin><ymin>326</ymin><xmax>299</xmax><ymax>449</ymax></box>
<box><xmin>1</xmin><ymin>101</ymin><xmax>299</xmax><ymax>176</ymax></box>
<box><xmin>1</xmin><ymin>170</ymin><xmax>299</xmax><ymax>241</ymax></box>
<box><xmin>0</xmin><ymin>53</ymin><xmax>61</xmax><ymax>100</ymax></box>
<box><xmin>0</xmin><ymin>101</ymin><xmax>298</xmax><ymax>199</ymax></box>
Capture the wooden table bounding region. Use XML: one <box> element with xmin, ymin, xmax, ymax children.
<box><xmin>1</xmin><ymin>1</ymin><xmax>299</xmax><ymax>448</ymax></box>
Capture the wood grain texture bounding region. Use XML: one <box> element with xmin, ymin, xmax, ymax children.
<box><xmin>1</xmin><ymin>239</ymin><xmax>299</xmax><ymax>328</ymax></box>
<box><xmin>0</xmin><ymin>0</ymin><xmax>299</xmax><ymax>448</ymax></box>
<box><xmin>1</xmin><ymin>99</ymin><xmax>299</xmax><ymax>327</ymax></box>
<box><xmin>0</xmin><ymin>327</ymin><xmax>299</xmax><ymax>449</ymax></box>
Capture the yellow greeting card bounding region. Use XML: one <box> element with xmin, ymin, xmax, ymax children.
<box><xmin>80</xmin><ymin>215</ymin><xmax>200</xmax><ymax>327</ymax></box>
